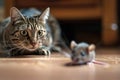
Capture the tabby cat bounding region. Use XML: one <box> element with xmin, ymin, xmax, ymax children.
<box><xmin>0</xmin><ymin>7</ymin><xmax>62</xmax><ymax>57</ymax></box>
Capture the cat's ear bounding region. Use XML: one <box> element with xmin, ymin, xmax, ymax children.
<box><xmin>88</xmin><ymin>44</ymin><xmax>96</xmax><ymax>51</ymax></box>
<box><xmin>70</xmin><ymin>40</ymin><xmax>77</xmax><ymax>50</ymax></box>
<box><xmin>10</xmin><ymin>7</ymin><xmax>25</xmax><ymax>22</ymax></box>
<box><xmin>39</xmin><ymin>7</ymin><xmax>50</xmax><ymax>24</ymax></box>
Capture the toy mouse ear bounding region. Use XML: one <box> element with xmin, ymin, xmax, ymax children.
<box><xmin>70</xmin><ymin>40</ymin><xmax>77</xmax><ymax>50</ymax></box>
<box><xmin>39</xmin><ymin>7</ymin><xmax>50</xmax><ymax>24</ymax></box>
<box><xmin>88</xmin><ymin>44</ymin><xmax>96</xmax><ymax>51</ymax></box>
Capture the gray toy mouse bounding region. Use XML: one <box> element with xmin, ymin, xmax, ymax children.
<box><xmin>69</xmin><ymin>40</ymin><xmax>107</xmax><ymax>65</ymax></box>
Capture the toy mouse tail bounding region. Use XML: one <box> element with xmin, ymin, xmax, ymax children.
<box><xmin>92</xmin><ymin>60</ymin><xmax>109</xmax><ymax>66</ymax></box>
<box><xmin>61</xmin><ymin>51</ymin><xmax>71</xmax><ymax>58</ymax></box>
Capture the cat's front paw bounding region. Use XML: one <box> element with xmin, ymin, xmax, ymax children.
<box><xmin>38</xmin><ymin>47</ymin><xmax>51</xmax><ymax>56</ymax></box>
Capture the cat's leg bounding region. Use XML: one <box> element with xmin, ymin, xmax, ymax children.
<box><xmin>0</xmin><ymin>52</ymin><xmax>10</xmax><ymax>58</ymax></box>
<box><xmin>47</xmin><ymin>15</ymin><xmax>64</xmax><ymax>52</ymax></box>
<box><xmin>8</xmin><ymin>48</ymin><xmax>25</xmax><ymax>57</ymax></box>
<box><xmin>9</xmin><ymin>51</ymin><xmax>18</xmax><ymax>57</ymax></box>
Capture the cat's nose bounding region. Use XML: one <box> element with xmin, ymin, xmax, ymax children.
<box><xmin>31</xmin><ymin>42</ymin><xmax>37</xmax><ymax>47</ymax></box>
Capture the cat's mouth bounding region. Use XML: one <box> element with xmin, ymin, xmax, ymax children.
<box><xmin>28</xmin><ymin>44</ymin><xmax>39</xmax><ymax>51</ymax></box>
<box><xmin>24</xmin><ymin>46</ymin><xmax>38</xmax><ymax>51</ymax></box>
<box><xmin>20</xmin><ymin>44</ymin><xmax>38</xmax><ymax>51</ymax></box>
<box><xmin>26</xmin><ymin>43</ymin><xmax>43</xmax><ymax>51</ymax></box>
<box><xmin>29</xmin><ymin>48</ymin><xmax>37</xmax><ymax>51</ymax></box>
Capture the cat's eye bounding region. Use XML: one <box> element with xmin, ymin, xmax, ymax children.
<box><xmin>20</xmin><ymin>30</ymin><xmax>28</xmax><ymax>36</ymax></box>
<box><xmin>38</xmin><ymin>30</ymin><xmax>42</xmax><ymax>35</ymax></box>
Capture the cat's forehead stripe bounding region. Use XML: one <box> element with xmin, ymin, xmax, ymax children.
<box><xmin>26</xmin><ymin>17</ymin><xmax>44</xmax><ymax>30</ymax></box>
<box><xmin>27</xmin><ymin>17</ymin><xmax>37</xmax><ymax>30</ymax></box>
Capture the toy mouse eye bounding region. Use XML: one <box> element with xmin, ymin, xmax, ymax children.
<box><xmin>80</xmin><ymin>52</ymin><xmax>86</xmax><ymax>56</ymax></box>
<box><xmin>20</xmin><ymin>30</ymin><xmax>28</xmax><ymax>36</ymax></box>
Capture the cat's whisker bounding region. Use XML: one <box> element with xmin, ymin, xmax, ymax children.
<box><xmin>20</xmin><ymin>49</ymin><xmax>25</xmax><ymax>54</ymax></box>
<box><xmin>8</xmin><ymin>47</ymin><xmax>18</xmax><ymax>52</ymax></box>
<box><xmin>16</xmin><ymin>48</ymin><xmax>25</xmax><ymax>54</ymax></box>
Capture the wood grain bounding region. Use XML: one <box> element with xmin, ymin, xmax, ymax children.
<box><xmin>0</xmin><ymin>48</ymin><xmax>120</xmax><ymax>80</ymax></box>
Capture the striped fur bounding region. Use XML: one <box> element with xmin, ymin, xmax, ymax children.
<box><xmin>0</xmin><ymin>7</ymin><xmax>62</xmax><ymax>57</ymax></box>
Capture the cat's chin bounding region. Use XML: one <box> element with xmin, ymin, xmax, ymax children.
<box><xmin>23</xmin><ymin>47</ymin><xmax>38</xmax><ymax>51</ymax></box>
<box><xmin>28</xmin><ymin>49</ymin><xmax>37</xmax><ymax>51</ymax></box>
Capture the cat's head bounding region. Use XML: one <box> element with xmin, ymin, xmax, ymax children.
<box><xmin>70</xmin><ymin>41</ymin><xmax>95</xmax><ymax>64</ymax></box>
<box><xmin>9</xmin><ymin>7</ymin><xmax>50</xmax><ymax>51</ymax></box>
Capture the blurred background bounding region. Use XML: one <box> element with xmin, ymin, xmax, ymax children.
<box><xmin>0</xmin><ymin>0</ymin><xmax>119</xmax><ymax>47</ymax></box>
<box><xmin>0</xmin><ymin>1</ymin><xmax>120</xmax><ymax>80</ymax></box>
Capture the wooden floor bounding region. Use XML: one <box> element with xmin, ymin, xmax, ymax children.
<box><xmin>0</xmin><ymin>48</ymin><xmax>120</xmax><ymax>80</ymax></box>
